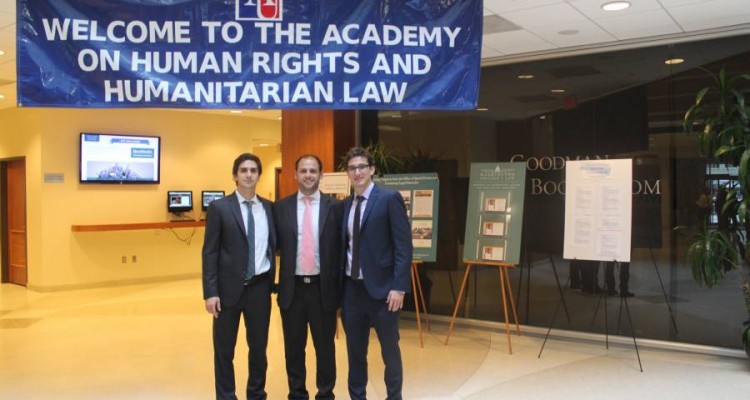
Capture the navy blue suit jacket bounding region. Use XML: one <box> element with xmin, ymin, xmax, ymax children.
<box><xmin>343</xmin><ymin>184</ymin><xmax>412</xmax><ymax>300</ymax></box>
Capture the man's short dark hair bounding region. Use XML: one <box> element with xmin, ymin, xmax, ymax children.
<box><xmin>232</xmin><ymin>153</ymin><xmax>262</xmax><ymax>176</ymax></box>
<box><xmin>295</xmin><ymin>154</ymin><xmax>323</xmax><ymax>171</ymax></box>
<box><xmin>344</xmin><ymin>147</ymin><xmax>373</xmax><ymax>166</ymax></box>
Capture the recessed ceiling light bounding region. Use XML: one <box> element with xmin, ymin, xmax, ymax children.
<box><xmin>558</xmin><ymin>30</ymin><xmax>579</xmax><ymax>36</ymax></box>
<box><xmin>550</xmin><ymin>89</ymin><xmax>566</xmax><ymax>93</ymax></box>
<box><xmin>540</xmin><ymin>115</ymin><xmax>547</xmax><ymax>120</ymax></box>
<box><xmin>0</xmin><ymin>50</ymin><xmax>5</xmax><ymax>56</ymax></box>
<box><xmin>517</xmin><ymin>74</ymin><xmax>534</xmax><ymax>80</ymax></box>
<box><xmin>230</xmin><ymin>110</ymin><xmax>242</xmax><ymax>114</ymax></box>
<box><xmin>664</xmin><ymin>58</ymin><xmax>685</xmax><ymax>65</ymax></box>
<box><xmin>277</xmin><ymin>116</ymin><xmax>282</xmax><ymax>120</ymax></box>
<box><xmin>476</xmin><ymin>107</ymin><xmax>489</xmax><ymax>111</ymax></box>
<box><xmin>258</xmin><ymin>143</ymin><xmax>270</xmax><ymax>147</ymax></box>
<box><xmin>601</xmin><ymin>1</ymin><xmax>630</xmax><ymax>11</ymax></box>
<box><xmin>0</xmin><ymin>94</ymin><xmax>5</xmax><ymax>100</ymax></box>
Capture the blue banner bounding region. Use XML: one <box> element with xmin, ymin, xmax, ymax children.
<box><xmin>17</xmin><ymin>0</ymin><xmax>482</xmax><ymax>110</ymax></box>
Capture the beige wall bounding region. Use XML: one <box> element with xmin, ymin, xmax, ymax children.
<box><xmin>0</xmin><ymin>107</ymin><xmax>280</xmax><ymax>291</ymax></box>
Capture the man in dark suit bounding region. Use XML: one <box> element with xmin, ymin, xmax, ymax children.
<box><xmin>341</xmin><ymin>147</ymin><xmax>412</xmax><ymax>400</ymax></box>
<box><xmin>202</xmin><ymin>153</ymin><xmax>276</xmax><ymax>400</ymax></box>
<box><xmin>275</xmin><ymin>154</ymin><xmax>343</xmax><ymax>400</ymax></box>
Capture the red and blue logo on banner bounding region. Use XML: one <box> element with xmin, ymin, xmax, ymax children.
<box><xmin>238</xmin><ymin>0</ymin><xmax>283</xmax><ymax>21</ymax></box>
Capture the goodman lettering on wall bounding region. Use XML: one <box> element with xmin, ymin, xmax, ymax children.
<box><xmin>513</xmin><ymin>155</ymin><xmax>663</xmax><ymax>252</ymax></box>
<box><xmin>17</xmin><ymin>0</ymin><xmax>482</xmax><ymax>109</ymax></box>
<box><xmin>510</xmin><ymin>155</ymin><xmax>661</xmax><ymax>196</ymax></box>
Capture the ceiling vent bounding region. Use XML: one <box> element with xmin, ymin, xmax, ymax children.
<box><xmin>483</xmin><ymin>15</ymin><xmax>522</xmax><ymax>34</ymax></box>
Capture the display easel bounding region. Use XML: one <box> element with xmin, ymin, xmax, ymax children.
<box><xmin>593</xmin><ymin>251</ymin><xmax>677</xmax><ymax>336</ymax></box>
<box><xmin>444</xmin><ymin>261</ymin><xmax>520</xmax><ymax>354</ymax></box>
<box><xmin>516</xmin><ymin>252</ymin><xmax>571</xmax><ymax>324</ymax></box>
<box><xmin>410</xmin><ymin>261</ymin><xmax>431</xmax><ymax>348</ymax></box>
<box><xmin>539</xmin><ymin>260</ymin><xmax>643</xmax><ymax>372</ymax></box>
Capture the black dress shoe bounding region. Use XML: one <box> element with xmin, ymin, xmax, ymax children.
<box><xmin>620</xmin><ymin>291</ymin><xmax>634</xmax><ymax>298</ymax></box>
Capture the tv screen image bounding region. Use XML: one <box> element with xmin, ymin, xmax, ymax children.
<box><xmin>202</xmin><ymin>191</ymin><xmax>225</xmax><ymax>211</ymax></box>
<box><xmin>168</xmin><ymin>191</ymin><xmax>193</xmax><ymax>213</ymax></box>
<box><xmin>80</xmin><ymin>133</ymin><xmax>161</xmax><ymax>183</ymax></box>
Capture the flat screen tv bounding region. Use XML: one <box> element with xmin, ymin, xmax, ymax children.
<box><xmin>168</xmin><ymin>191</ymin><xmax>193</xmax><ymax>213</ymax></box>
<box><xmin>80</xmin><ymin>133</ymin><xmax>161</xmax><ymax>183</ymax></box>
<box><xmin>202</xmin><ymin>191</ymin><xmax>225</xmax><ymax>211</ymax></box>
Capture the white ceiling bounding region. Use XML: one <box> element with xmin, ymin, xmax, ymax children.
<box><xmin>480</xmin><ymin>0</ymin><xmax>750</xmax><ymax>62</ymax></box>
<box><xmin>1</xmin><ymin>0</ymin><xmax>750</xmax><ymax>118</ymax></box>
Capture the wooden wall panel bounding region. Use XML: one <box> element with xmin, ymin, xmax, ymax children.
<box><xmin>5</xmin><ymin>159</ymin><xmax>27</xmax><ymax>286</ymax></box>
<box><xmin>280</xmin><ymin>110</ymin><xmax>355</xmax><ymax>198</ymax></box>
<box><xmin>333</xmin><ymin>110</ymin><xmax>356</xmax><ymax>167</ymax></box>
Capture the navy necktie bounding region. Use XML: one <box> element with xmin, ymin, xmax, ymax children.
<box><xmin>351</xmin><ymin>195</ymin><xmax>365</xmax><ymax>280</ymax></box>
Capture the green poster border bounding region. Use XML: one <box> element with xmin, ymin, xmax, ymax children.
<box><xmin>375</xmin><ymin>173</ymin><xmax>440</xmax><ymax>262</ymax></box>
<box><xmin>463</xmin><ymin>163</ymin><xmax>527</xmax><ymax>264</ymax></box>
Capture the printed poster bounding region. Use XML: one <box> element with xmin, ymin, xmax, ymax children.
<box><xmin>463</xmin><ymin>163</ymin><xmax>526</xmax><ymax>264</ymax></box>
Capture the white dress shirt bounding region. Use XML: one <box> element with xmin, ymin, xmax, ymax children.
<box><xmin>236</xmin><ymin>190</ymin><xmax>271</xmax><ymax>275</ymax></box>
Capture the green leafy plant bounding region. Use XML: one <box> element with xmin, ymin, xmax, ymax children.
<box><xmin>684</xmin><ymin>68</ymin><xmax>750</xmax><ymax>165</ymax></box>
<box><xmin>678</xmin><ymin>225</ymin><xmax>739</xmax><ymax>287</ymax></box>
<box><xmin>367</xmin><ymin>141</ymin><xmax>404</xmax><ymax>176</ymax></box>
<box><xmin>681</xmin><ymin>67</ymin><xmax>750</xmax><ymax>287</ymax></box>
<box><xmin>401</xmin><ymin>148</ymin><xmax>441</xmax><ymax>173</ymax></box>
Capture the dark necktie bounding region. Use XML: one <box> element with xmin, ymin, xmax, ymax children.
<box><xmin>244</xmin><ymin>200</ymin><xmax>255</xmax><ymax>280</ymax></box>
<box><xmin>351</xmin><ymin>195</ymin><xmax>365</xmax><ymax>280</ymax></box>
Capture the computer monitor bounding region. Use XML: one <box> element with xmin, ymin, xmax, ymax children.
<box><xmin>202</xmin><ymin>190</ymin><xmax>225</xmax><ymax>211</ymax></box>
<box><xmin>80</xmin><ymin>133</ymin><xmax>161</xmax><ymax>184</ymax></box>
<box><xmin>167</xmin><ymin>191</ymin><xmax>193</xmax><ymax>213</ymax></box>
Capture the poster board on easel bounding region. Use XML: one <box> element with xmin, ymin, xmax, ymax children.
<box><xmin>462</xmin><ymin>162</ymin><xmax>527</xmax><ymax>264</ymax></box>
<box><xmin>563</xmin><ymin>159</ymin><xmax>632</xmax><ymax>262</ymax></box>
<box><xmin>446</xmin><ymin>163</ymin><xmax>526</xmax><ymax>353</ymax></box>
<box><xmin>375</xmin><ymin>173</ymin><xmax>440</xmax><ymax>262</ymax></box>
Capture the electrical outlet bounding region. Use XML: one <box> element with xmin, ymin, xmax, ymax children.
<box><xmin>121</xmin><ymin>256</ymin><xmax>127</xmax><ymax>263</ymax></box>
<box><xmin>132</xmin><ymin>255</ymin><xmax>137</xmax><ymax>263</ymax></box>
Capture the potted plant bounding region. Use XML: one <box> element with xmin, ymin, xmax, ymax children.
<box><xmin>682</xmin><ymin>67</ymin><xmax>750</xmax><ymax>352</ymax></box>
<box><xmin>401</xmin><ymin>148</ymin><xmax>441</xmax><ymax>173</ymax></box>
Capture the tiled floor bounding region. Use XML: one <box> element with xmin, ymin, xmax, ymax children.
<box><xmin>2</xmin><ymin>279</ymin><xmax>749</xmax><ymax>399</ymax></box>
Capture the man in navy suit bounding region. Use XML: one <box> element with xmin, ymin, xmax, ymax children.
<box><xmin>275</xmin><ymin>155</ymin><xmax>343</xmax><ymax>399</ymax></box>
<box><xmin>341</xmin><ymin>147</ymin><xmax>412</xmax><ymax>400</ymax></box>
<box><xmin>202</xmin><ymin>153</ymin><xmax>276</xmax><ymax>400</ymax></box>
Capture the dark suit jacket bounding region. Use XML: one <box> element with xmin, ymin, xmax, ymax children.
<box><xmin>202</xmin><ymin>192</ymin><xmax>277</xmax><ymax>308</ymax></box>
<box><xmin>275</xmin><ymin>192</ymin><xmax>343</xmax><ymax>311</ymax></box>
<box><xmin>343</xmin><ymin>184</ymin><xmax>412</xmax><ymax>300</ymax></box>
